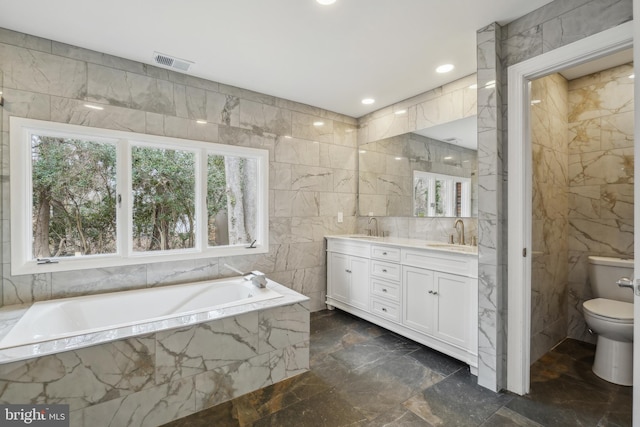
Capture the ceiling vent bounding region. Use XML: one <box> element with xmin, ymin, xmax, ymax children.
<box><xmin>152</xmin><ymin>52</ymin><xmax>193</xmax><ymax>72</ymax></box>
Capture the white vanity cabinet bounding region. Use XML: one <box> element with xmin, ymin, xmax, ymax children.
<box><xmin>327</xmin><ymin>239</ymin><xmax>370</xmax><ymax>311</ymax></box>
<box><xmin>326</xmin><ymin>236</ymin><xmax>478</xmax><ymax>373</ymax></box>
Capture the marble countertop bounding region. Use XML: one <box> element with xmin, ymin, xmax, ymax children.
<box><xmin>326</xmin><ymin>234</ymin><xmax>478</xmax><ymax>256</ymax></box>
<box><xmin>0</xmin><ymin>280</ymin><xmax>308</xmax><ymax>365</ymax></box>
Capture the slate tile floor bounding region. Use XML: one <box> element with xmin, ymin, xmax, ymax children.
<box><xmin>164</xmin><ymin>309</ymin><xmax>632</xmax><ymax>426</ymax></box>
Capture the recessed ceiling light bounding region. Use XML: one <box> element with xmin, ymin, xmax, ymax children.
<box><xmin>394</xmin><ymin>109</ymin><xmax>407</xmax><ymax>115</ymax></box>
<box><xmin>361</xmin><ymin>98</ymin><xmax>375</xmax><ymax>105</ymax></box>
<box><xmin>84</xmin><ymin>104</ymin><xmax>104</xmax><ymax>110</ymax></box>
<box><xmin>530</xmin><ymin>99</ymin><xmax>542</xmax><ymax>105</ymax></box>
<box><xmin>316</xmin><ymin>0</ymin><xmax>336</xmax><ymax>4</ymax></box>
<box><xmin>436</xmin><ymin>64</ymin><xmax>454</xmax><ymax>73</ymax></box>
<box><xmin>313</xmin><ymin>121</ymin><xmax>324</xmax><ymax>127</ymax></box>
<box><xmin>468</xmin><ymin>84</ymin><xmax>478</xmax><ymax>89</ymax></box>
<box><xmin>395</xmin><ymin>157</ymin><xmax>403</xmax><ymax>160</ymax></box>
<box><xmin>629</xmin><ymin>74</ymin><xmax>635</xmax><ymax>79</ymax></box>
<box><xmin>444</xmin><ymin>156</ymin><xmax>453</xmax><ymax>160</ymax></box>
<box><xmin>284</xmin><ymin>135</ymin><xmax>293</xmax><ymax>139</ymax></box>
<box><xmin>359</xmin><ymin>150</ymin><xmax>366</xmax><ymax>154</ymax></box>
<box><xmin>196</xmin><ymin>119</ymin><xmax>207</xmax><ymax>124</ymax></box>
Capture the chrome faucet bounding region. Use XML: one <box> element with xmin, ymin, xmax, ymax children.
<box><xmin>368</xmin><ymin>217</ymin><xmax>379</xmax><ymax>237</ymax></box>
<box><xmin>224</xmin><ymin>263</ymin><xmax>267</xmax><ymax>288</ymax></box>
<box><xmin>454</xmin><ymin>219</ymin><xmax>465</xmax><ymax>245</ymax></box>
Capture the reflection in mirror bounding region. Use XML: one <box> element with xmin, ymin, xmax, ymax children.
<box><xmin>359</xmin><ymin>116</ymin><xmax>477</xmax><ymax>217</ymax></box>
<box><xmin>414</xmin><ymin>171</ymin><xmax>471</xmax><ymax>217</ymax></box>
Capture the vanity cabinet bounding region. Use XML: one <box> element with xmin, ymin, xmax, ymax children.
<box><xmin>327</xmin><ymin>240</ymin><xmax>370</xmax><ymax>311</ymax></box>
<box><xmin>403</xmin><ymin>266</ymin><xmax>470</xmax><ymax>348</ymax></box>
<box><xmin>326</xmin><ymin>236</ymin><xmax>478</xmax><ymax>373</ymax></box>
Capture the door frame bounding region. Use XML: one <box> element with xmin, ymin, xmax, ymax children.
<box><xmin>506</xmin><ymin>22</ymin><xmax>633</xmax><ymax>395</ymax></box>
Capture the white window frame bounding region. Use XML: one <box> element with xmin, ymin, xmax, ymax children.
<box><xmin>413</xmin><ymin>171</ymin><xmax>471</xmax><ymax>217</ymax></box>
<box><xmin>10</xmin><ymin>117</ymin><xmax>269</xmax><ymax>275</ymax></box>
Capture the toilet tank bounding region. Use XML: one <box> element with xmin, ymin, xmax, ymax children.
<box><xmin>587</xmin><ymin>256</ymin><xmax>634</xmax><ymax>303</ymax></box>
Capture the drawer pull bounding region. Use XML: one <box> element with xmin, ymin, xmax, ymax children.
<box><xmin>382</xmin><ymin>252</ymin><xmax>388</xmax><ymax>255</ymax></box>
<box><xmin>345</xmin><ymin>269</ymin><xmax>352</xmax><ymax>273</ymax></box>
<box><xmin>428</xmin><ymin>290</ymin><xmax>439</xmax><ymax>295</ymax></box>
<box><xmin>382</xmin><ymin>269</ymin><xmax>388</xmax><ymax>273</ymax></box>
<box><xmin>382</xmin><ymin>288</ymin><xmax>388</xmax><ymax>293</ymax></box>
<box><xmin>382</xmin><ymin>307</ymin><xmax>387</xmax><ymax>312</ymax></box>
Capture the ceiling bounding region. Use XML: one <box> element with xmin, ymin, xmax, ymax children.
<box><xmin>0</xmin><ymin>0</ymin><xmax>556</xmax><ymax>118</ymax></box>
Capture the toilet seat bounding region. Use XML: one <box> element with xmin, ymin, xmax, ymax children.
<box><xmin>583</xmin><ymin>298</ymin><xmax>633</xmax><ymax>323</ymax></box>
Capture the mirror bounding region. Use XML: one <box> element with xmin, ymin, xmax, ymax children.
<box><xmin>358</xmin><ymin>116</ymin><xmax>477</xmax><ymax>217</ymax></box>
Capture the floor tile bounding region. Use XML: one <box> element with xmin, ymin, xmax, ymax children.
<box><xmin>252</xmin><ymin>388</ymin><xmax>367</xmax><ymax>427</ymax></box>
<box><xmin>163</xmin><ymin>312</ymin><xmax>633</xmax><ymax>427</ymax></box>
<box><xmin>407</xmin><ymin>368</ymin><xmax>513</xmax><ymax>426</ymax></box>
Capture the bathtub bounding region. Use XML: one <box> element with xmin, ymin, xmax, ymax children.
<box><xmin>0</xmin><ymin>276</ymin><xmax>283</xmax><ymax>351</ymax></box>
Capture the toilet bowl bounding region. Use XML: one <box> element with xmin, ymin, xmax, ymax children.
<box><xmin>582</xmin><ymin>256</ymin><xmax>634</xmax><ymax>386</ymax></box>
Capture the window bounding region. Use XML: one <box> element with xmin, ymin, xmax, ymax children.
<box><xmin>413</xmin><ymin>171</ymin><xmax>470</xmax><ymax>217</ymax></box>
<box><xmin>11</xmin><ymin>118</ymin><xmax>269</xmax><ymax>275</ymax></box>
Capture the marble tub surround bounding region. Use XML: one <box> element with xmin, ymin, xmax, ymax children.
<box><xmin>530</xmin><ymin>73</ymin><xmax>569</xmax><ymax>363</ymax></box>
<box><xmin>0</xmin><ymin>27</ymin><xmax>359</xmax><ymax>312</ymax></box>
<box><xmin>0</xmin><ymin>282</ymin><xmax>310</xmax><ymax>427</ymax></box>
<box><xmin>0</xmin><ymin>279</ymin><xmax>306</xmax><ymax>364</ymax></box>
<box><xmin>567</xmin><ymin>62</ymin><xmax>634</xmax><ymax>343</ymax></box>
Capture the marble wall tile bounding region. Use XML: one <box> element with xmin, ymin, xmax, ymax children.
<box><xmin>73</xmin><ymin>376</ymin><xmax>196</xmax><ymax>427</ymax></box>
<box><xmin>50</xmin><ymin>97</ymin><xmax>147</xmax><ymax>133</ymax></box>
<box><xmin>258</xmin><ymin>303</ymin><xmax>309</xmax><ymax>353</ymax></box>
<box><xmin>155</xmin><ymin>313</ymin><xmax>259</xmax><ymax>384</ymax></box>
<box><xmin>86</xmin><ymin>64</ymin><xmax>175</xmax><ymax>115</ymax></box>
<box><xmin>541</xmin><ymin>0</ymin><xmax>632</xmax><ymax>52</ymax></box>
<box><xmin>238</xmin><ymin>99</ymin><xmax>291</xmax><ymax>136</ymax></box>
<box><xmin>194</xmin><ymin>352</ymin><xmax>273</xmax><ymax>410</ymax></box>
<box><xmin>51</xmin><ymin>264</ymin><xmax>147</xmax><ymax>298</ymax></box>
<box><xmin>0</xmin><ymin>88</ymin><xmax>50</xmax><ymax>130</ymax></box>
<box><xmin>0</xmin><ymin>43</ymin><xmax>87</xmax><ymax>98</ymax></box>
<box><xmin>146</xmin><ymin>259</ymin><xmax>219</xmax><ymax>287</ymax></box>
<box><xmin>291</xmin><ymin>112</ymin><xmax>333</xmax><ymax>143</ymax></box>
<box><xmin>0</xmin><ymin>337</ymin><xmax>155</xmax><ymax>411</ymax></box>
<box><xmin>506</xmin><ymin>0</ymin><xmax>593</xmax><ymax>38</ymax></box>
<box><xmin>319</xmin><ymin>142</ymin><xmax>357</xmax><ymax>170</ymax></box>
<box><xmin>274</xmin><ymin>137</ymin><xmax>320</xmax><ymax>166</ymax></box>
<box><xmin>2</xmin><ymin>270</ymin><xmax>51</xmax><ymax>305</ymax></box>
<box><xmin>0</xmin><ymin>28</ymin><xmax>52</xmax><ymax>52</ymax></box>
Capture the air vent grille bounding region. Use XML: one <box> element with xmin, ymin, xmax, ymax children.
<box><xmin>152</xmin><ymin>52</ymin><xmax>193</xmax><ymax>72</ymax></box>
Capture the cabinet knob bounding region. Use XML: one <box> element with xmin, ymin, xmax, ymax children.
<box><xmin>433</xmin><ymin>291</ymin><xmax>438</xmax><ymax>296</ymax></box>
<box><xmin>382</xmin><ymin>288</ymin><xmax>388</xmax><ymax>293</ymax></box>
<box><xmin>428</xmin><ymin>290</ymin><xmax>433</xmax><ymax>294</ymax></box>
<box><xmin>382</xmin><ymin>252</ymin><xmax>388</xmax><ymax>255</ymax></box>
<box><xmin>345</xmin><ymin>269</ymin><xmax>352</xmax><ymax>273</ymax></box>
<box><xmin>382</xmin><ymin>269</ymin><xmax>387</xmax><ymax>273</ymax></box>
<box><xmin>382</xmin><ymin>307</ymin><xmax>387</xmax><ymax>312</ymax></box>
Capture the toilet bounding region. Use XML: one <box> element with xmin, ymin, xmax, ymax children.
<box><xmin>583</xmin><ymin>256</ymin><xmax>634</xmax><ymax>386</ymax></box>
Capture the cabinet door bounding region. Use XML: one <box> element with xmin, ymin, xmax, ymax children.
<box><xmin>402</xmin><ymin>266</ymin><xmax>434</xmax><ymax>334</ymax></box>
<box><xmin>349</xmin><ymin>256</ymin><xmax>370</xmax><ymax>311</ymax></box>
<box><xmin>328</xmin><ymin>252</ymin><xmax>350</xmax><ymax>303</ymax></box>
<box><xmin>433</xmin><ymin>271</ymin><xmax>469</xmax><ymax>347</ymax></box>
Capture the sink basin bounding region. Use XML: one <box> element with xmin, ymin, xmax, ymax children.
<box><xmin>344</xmin><ymin>235</ymin><xmax>381</xmax><ymax>240</ymax></box>
<box><xmin>425</xmin><ymin>243</ymin><xmax>478</xmax><ymax>253</ymax></box>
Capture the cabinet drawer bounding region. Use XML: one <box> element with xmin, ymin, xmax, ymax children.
<box><xmin>371</xmin><ymin>297</ymin><xmax>400</xmax><ymax>323</ymax></box>
<box><xmin>371</xmin><ymin>245</ymin><xmax>401</xmax><ymax>262</ymax></box>
<box><xmin>402</xmin><ymin>248</ymin><xmax>477</xmax><ymax>278</ymax></box>
<box><xmin>371</xmin><ymin>278</ymin><xmax>400</xmax><ymax>302</ymax></box>
<box><xmin>371</xmin><ymin>260</ymin><xmax>401</xmax><ymax>282</ymax></box>
<box><xmin>327</xmin><ymin>238</ymin><xmax>370</xmax><ymax>258</ymax></box>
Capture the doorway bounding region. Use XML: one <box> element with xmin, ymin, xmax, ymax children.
<box><xmin>506</xmin><ymin>20</ymin><xmax>634</xmax><ymax>402</ymax></box>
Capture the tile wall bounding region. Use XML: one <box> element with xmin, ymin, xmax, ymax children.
<box><xmin>567</xmin><ymin>62</ymin><xmax>635</xmax><ymax>342</ymax></box>
<box><xmin>530</xmin><ymin>73</ymin><xmax>569</xmax><ymax>363</ymax></box>
<box><xmin>0</xmin><ymin>27</ymin><xmax>359</xmax><ymax>311</ymax></box>
<box><xmin>477</xmin><ymin>0</ymin><xmax>632</xmax><ymax>391</ymax></box>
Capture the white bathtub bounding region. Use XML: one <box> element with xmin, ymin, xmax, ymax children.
<box><xmin>0</xmin><ymin>276</ymin><xmax>283</xmax><ymax>350</ymax></box>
